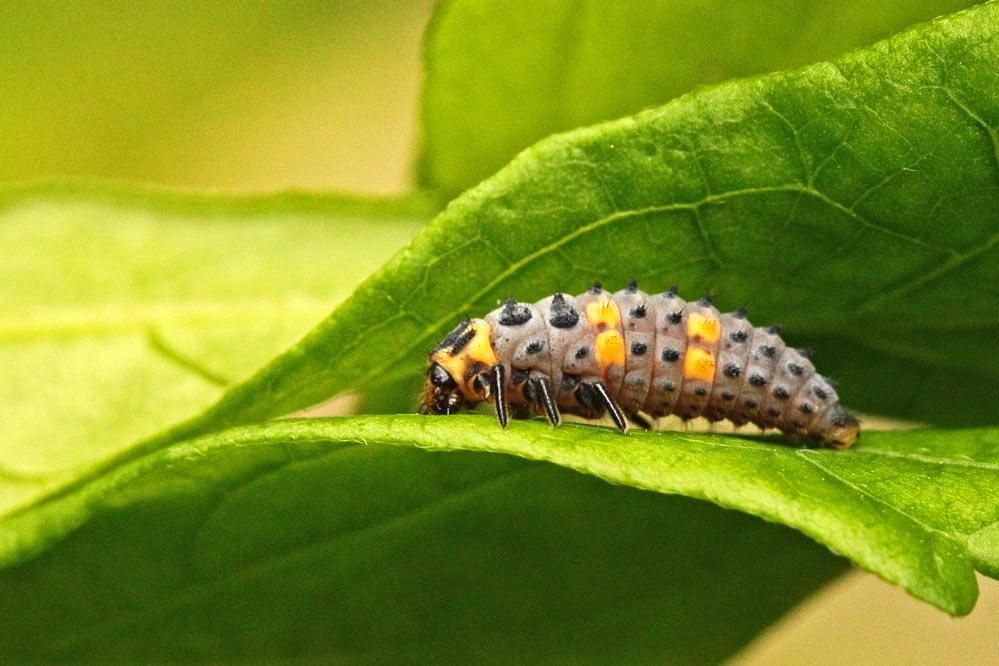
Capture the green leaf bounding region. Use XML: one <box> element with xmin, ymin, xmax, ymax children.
<box><xmin>2</xmin><ymin>418</ymin><xmax>996</xmax><ymax>664</ymax></box>
<box><xmin>131</xmin><ymin>1</ymin><xmax>998</xmax><ymax>461</ymax></box>
<box><xmin>0</xmin><ymin>181</ymin><xmax>433</xmax><ymax>513</ymax></box>
<box><xmin>0</xmin><ymin>417</ymin><xmax>848</xmax><ymax>665</ymax></box>
<box><xmin>419</xmin><ymin>0</ymin><xmax>979</xmax><ymax>197</ymax></box>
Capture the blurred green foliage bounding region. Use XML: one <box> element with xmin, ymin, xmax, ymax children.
<box><xmin>0</xmin><ymin>0</ymin><xmax>436</xmax><ymax>191</ymax></box>
<box><xmin>420</xmin><ymin>0</ymin><xmax>978</xmax><ymax>197</ymax></box>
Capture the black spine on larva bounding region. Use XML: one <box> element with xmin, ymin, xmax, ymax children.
<box><xmin>480</xmin><ymin>285</ymin><xmax>855</xmax><ymax>447</ymax></box>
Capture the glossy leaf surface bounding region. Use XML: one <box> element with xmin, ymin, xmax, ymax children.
<box><xmin>1</xmin><ymin>417</ymin><xmax>996</xmax><ymax>666</ymax></box>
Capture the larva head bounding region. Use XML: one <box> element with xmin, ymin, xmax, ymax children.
<box><xmin>422</xmin><ymin>318</ymin><xmax>499</xmax><ymax>415</ymax></box>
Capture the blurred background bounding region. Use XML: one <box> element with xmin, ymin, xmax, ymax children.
<box><xmin>0</xmin><ymin>0</ymin><xmax>432</xmax><ymax>193</ymax></box>
<box><xmin>2</xmin><ymin>1</ymin><xmax>997</xmax><ymax>663</ymax></box>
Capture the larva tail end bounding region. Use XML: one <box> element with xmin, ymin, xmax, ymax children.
<box><xmin>828</xmin><ymin>411</ymin><xmax>860</xmax><ymax>449</ymax></box>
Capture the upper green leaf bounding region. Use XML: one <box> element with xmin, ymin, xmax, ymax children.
<box><xmin>0</xmin><ymin>181</ymin><xmax>433</xmax><ymax>513</ymax></box>
<box><xmin>418</xmin><ymin>0</ymin><xmax>978</xmax><ymax>197</ymax></box>
<box><xmin>130</xmin><ymin>1</ymin><xmax>998</xmax><ymax>463</ymax></box>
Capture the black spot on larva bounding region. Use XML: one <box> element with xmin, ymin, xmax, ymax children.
<box><xmin>759</xmin><ymin>345</ymin><xmax>777</xmax><ymax>358</ymax></box>
<box><xmin>665</xmin><ymin>284</ymin><xmax>679</xmax><ymax>297</ymax></box>
<box><xmin>662</xmin><ymin>381</ymin><xmax>676</xmax><ymax>392</ymax></box>
<box><xmin>814</xmin><ymin>386</ymin><xmax>829</xmax><ymax>401</ymax></box>
<box><xmin>575</xmin><ymin>382</ymin><xmax>600</xmax><ymax>411</ymax></box>
<box><xmin>589</xmin><ymin>281</ymin><xmax>603</xmax><ymax>294</ymax></box>
<box><xmin>630</xmin><ymin>304</ymin><xmax>647</xmax><ymax>318</ymax></box>
<box><xmin>511</xmin><ymin>367</ymin><xmax>530</xmax><ymax>385</ymax></box>
<box><xmin>575</xmin><ymin>346</ymin><xmax>589</xmax><ymax>359</ymax></box>
<box><xmin>631</xmin><ymin>342</ymin><xmax>648</xmax><ymax>356</ymax></box>
<box><xmin>450</xmin><ymin>329</ymin><xmax>476</xmax><ymax>355</ymax></box>
<box><xmin>698</xmin><ymin>294</ymin><xmax>714</xmax><ymax>305</ymax></box>
<box><xmin>787</xmin><ymin>362</ymin><xmax>804</xmax><ymax>376</ymax></box>
<box><xmin>626</xmin><ymin>279</ymin><xmax>638</xmax><ymax>292</ymax></box>
<box><xmin>525</xmin><ymin>340</ymin><xmax>544</xmax><ymax>355</ymax></box>
<box><xmin>429</xmin><ymin>363</ymin><xmax>456</xmax><ymax>389</ymax></box>
<box><xmin>694</xmin><ymin>388</ymin><xmax>707</xmax><ymax>396</ymax></box>
<box><xmin>498</xmin><ymin>299</ymin><xmax>532</xmax><ymax>326</ymax></box>
<box><xmin>472</xmin><ymin>373</ymin><xmax>489</xmax><ymax>393</ymax></box>
<box><xmin>829</xmin><ymin>404</ymin><xmax>856</xmax><ymax>428</ymax></box>
<box><xmin>668</xmin><ymin>311</ymin><xmax>683</xmax><ymax>324</ymax></box>
<box><xmin>523</xmin><ymin>380</ymin><xmax>538</xmax><ymax>402</ymax></box>
<box><xmin>549</xmin><ymin>293</ymin><xmax>579</xmax><ymax>328</ymax></box>
<box><xmin>772</xmin><ymin>386</ymin><xmax>790</xmax><ymax>400</ymax></box>
<box><xmin>766</xmin><ymin>324</ymin><xmax>782</xmax><ymax>334</ymax></box>
<box><xmin>799</xmin><ymin>402</ymin><xmax>815</xmax><ymax>414</ymax></box>
<box><xmin>562</xmin><ymin>373</ymin><xmax>581</xmax><ymax>392</ymax></box>
<box><xmin>744</xmin><ymin>399</ymin><xmax>758</xmax><ymax>408</ymax></box>
<box><xmin>730</xmin><ymin>330</ymin><xmax>748</xmax><ymax>343</ymax></box>
<box><xmin>721</xmin><ymin>392</ymin><xmax>735</xmax><ymax>401</ymax></box>
<box><xmin>768</xmin><ymin>408</ymin><xmax>782</xmax><ymax>417</ymax></box>
<box><xmin>749</xmin><ymin>373</ymin><xmax>767</xmax><ymax>387</ymax></box>
<box><xmin>733</xmin><ymin>306</ymin><xmax>748</xmax><ymax>319</ymax></box>
<box><xmin>627</xmin><ymin>376</ymin><xmax>646</xmax><ymax>388</ymax></box>
<box><xmin>434</xmin><ymin>318</ymin><xmax>472</xmax><ymax>354</ymax></box>
<box><xmin>797</xmin><ymin>348</ymin><xmax>814</xmax><ymax>358</ymax></box>
<box><xmin>723</xmin><ymin>363</ymin><xmax>741</xmax><ymax>378</ymax></box>
<box><xmin>662</xmin><ymin>348</ymin><xmax>680</xmax><ymax>362</ymax></box>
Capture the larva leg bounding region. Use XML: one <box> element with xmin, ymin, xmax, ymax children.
<box><xmin>490</xmin><ymin>363</ymin><xmax>509</xmax><ymax>428</ymax></box>
<box><xmin>531</xmin><ymin>375</ymin><xmax>561</xmax><ymax>427</ymax></box>
<box><xmin>592</xmin><ymin>380</ymin><xmax>628</xmax><ymax>434</ymax></box>
<box><xmin>628</xmin><ymin>412</ymin><xmax>654</xmax><ymax>430</ymax></box>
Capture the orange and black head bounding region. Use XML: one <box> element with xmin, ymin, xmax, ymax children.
<box><xmin>421</xmin><ymin>318</ymin><xmax>499</xmax><ymax>416</ymax></box>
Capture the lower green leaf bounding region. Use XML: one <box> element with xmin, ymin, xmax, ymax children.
<box><xmin>3</xmin><ymin>416</ymin><xmax>997</xmax><ymax>664</ymax></box>
<box><xmin>0</xmin><ymin>417</ymin><xmax>851</xmax><ymax>665</ymax></box>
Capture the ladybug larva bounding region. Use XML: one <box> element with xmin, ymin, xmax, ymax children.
<box><xmin>420</xmin><ymin>281</ymin><xmax>859</xmax><ymax>449</ymax></box>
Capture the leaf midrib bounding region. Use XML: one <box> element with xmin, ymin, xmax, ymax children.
<box><xmin>797</xmin><ymin>449</ymin><xmax>951</xmax><ymax>539</ymax></box>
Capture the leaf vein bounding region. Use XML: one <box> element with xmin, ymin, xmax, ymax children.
<box><xmin>853</xmin><ymin>447</ymin><xmax>999</xmax><ymax>471</ymax></box>
<box><xmin>797</xmin><ymin>450</ymin><xmax>949</xmax><ymax>538</ymax></box>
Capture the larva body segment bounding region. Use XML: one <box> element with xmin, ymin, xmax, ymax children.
<box><xmin>423</xmin><ymin>283</ymin><xmax>859</xmax><ymax>448</ymax></box>
<box><xmin>643</xmin><ymin>287</ymin><xmax>688</xmax><ymax>416</ymax></box>
<box><xmin>612</xmin><ymin>284</ymin><xmax>656</xmax><ymax>415</ymax></box>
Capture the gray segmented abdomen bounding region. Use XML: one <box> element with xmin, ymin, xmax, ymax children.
<box><xmin>484</xmin><ymin>283</ymin><xmax>855</xmax><ymax>446</ymax></box>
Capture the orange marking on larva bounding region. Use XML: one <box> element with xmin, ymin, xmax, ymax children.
<box><xmin>687</xmin><ymin>312</ymin><xmax>720</xmax><ymax>344</ymax></box>
<box><xmin>596</xmin><ymin>330</ymin><xmax>626</xmax><ymax>369</ymax></box>
<box><xmin>586</xmin><ymin>297</ymin><xmax>621</xmax><ymax>329</ymax></box>
<box><xmin>464</xmin><ymin>321</ymin><xmax>499</xmax><ymax>367</ymax></box>
<box><xmin>432</xmin><ymin>320</ymin><xmax>498</xmax><ymax>394</ymax></box>
<box><xmin>683</xmin><ymin>347</ymin><xmax>716</xmax><ymax>381</ymax></box>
